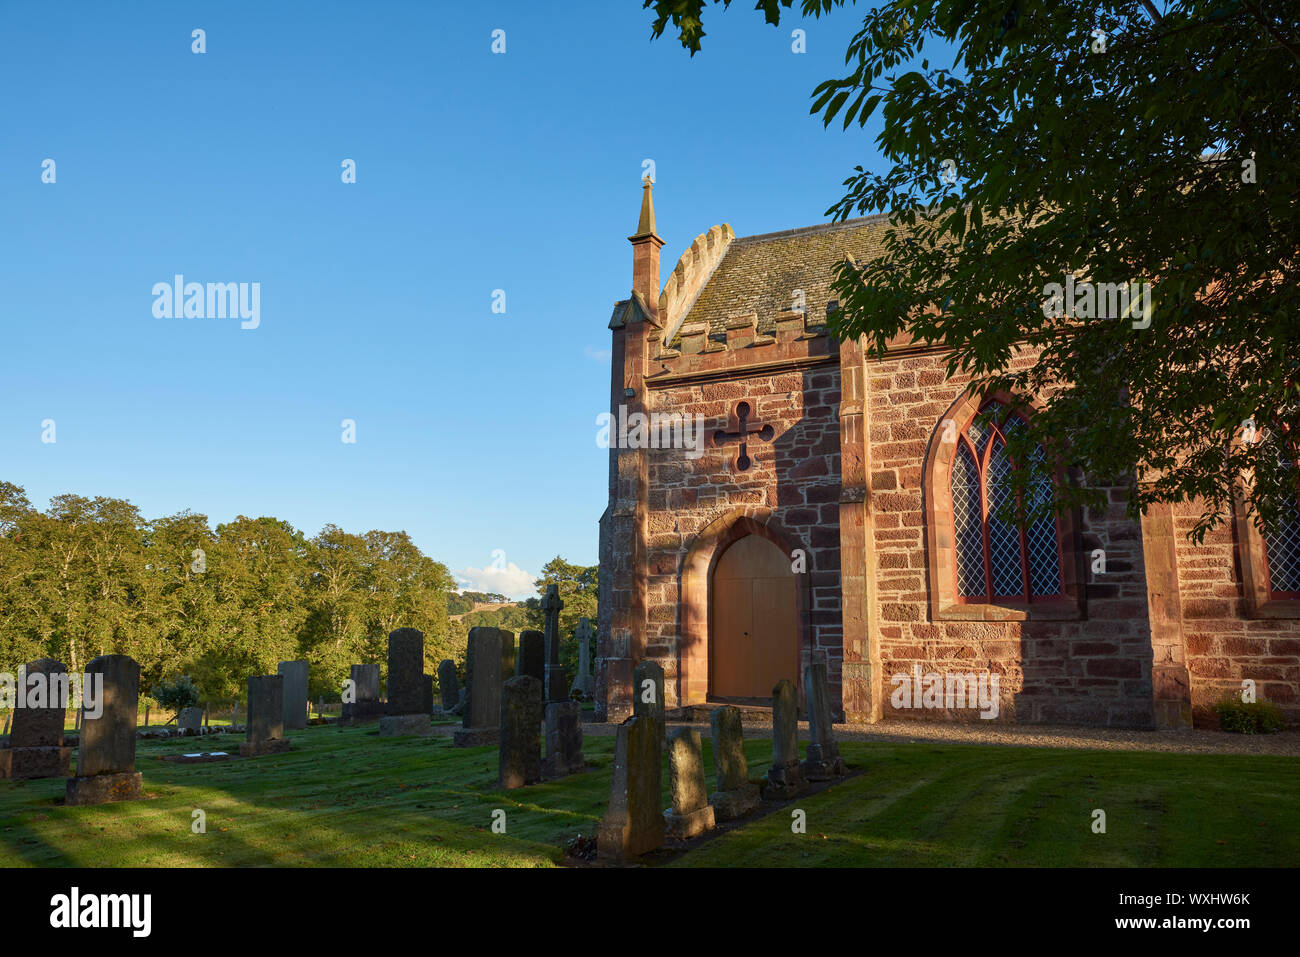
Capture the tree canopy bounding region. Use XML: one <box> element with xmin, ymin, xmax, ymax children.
<box><xmin>0</xmin><ymin>483</ymin><xmax>457</xmax><ymax>702</ymax></box>
<box><xmin>645</xmin><ymin>0</ymin><xmax>1299</xmax><ymax>540</ymax></box>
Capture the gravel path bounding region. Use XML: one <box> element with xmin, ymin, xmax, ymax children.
<box><xmin>580</xmin><ymin>716</ymin><xmax>1300</xmax><ymax>757</ymax></box>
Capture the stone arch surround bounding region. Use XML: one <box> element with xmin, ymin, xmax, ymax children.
<box><xmin>677</xmin><ymin>506</ymin><xmax>812</xmax><ymax>707</ymax></box>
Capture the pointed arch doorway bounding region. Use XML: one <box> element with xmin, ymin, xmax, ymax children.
<box><xmin>709</xmin><ymin>533</ymin><xmax>798</xmax><ymax>702</ymax></box>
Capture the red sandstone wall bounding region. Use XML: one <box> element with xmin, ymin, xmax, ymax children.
<box><xmin>1171</xmin><ymin>501</ymin><xmax>1300</xmax><ymax>726</ymax></box>
<box><xmin>864</xmin><ymin>351</ymin><xmax>1158</xmax><ymax>727</ymax></box>
<box><xmin>642</xmin><ymin>366</ymin><xmax>843</xmax><ymax>709</ymax></box>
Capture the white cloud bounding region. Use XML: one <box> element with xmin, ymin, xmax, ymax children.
<box><xmin>456</xmin><ymin>561</ymin><xmax>536</xmax><ymax>600</ymax></box>
<box><xmin>584</xmin><ymin>345</ymin><xmax>611</xmax><ymax>362</ymax></box>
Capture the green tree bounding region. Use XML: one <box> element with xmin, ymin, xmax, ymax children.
<box><xmin>646</xmin><ymin>0</ymin><xmax>1300</xmax><ymax>540</ymax></box>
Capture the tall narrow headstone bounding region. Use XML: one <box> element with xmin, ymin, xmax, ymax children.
<box><xmin>541</xmin><ymin>585</ymin><xmax>567</xmax><ymax>702</ymax></box>
<box><xmin>437</xmin><ymin>659</ymin><xmax>459</xmax><ymax>711</ymax></box>
<box><xmin>454</xmin><ymin>627</ymin><xmax>515</xmax><ymax>747</ymax></box>
<box><xmin>66</xmin><ymin>655</ymin><xmax>144</xmax><ymax>805</ymax></box>
<box><xmin>569</xmin><ymin>617</ymin><xmax>595</xmax><ymax>699</ymax></box>
<box><xmin>498</xmin><ymin>675</ymin><xmax>543</xmax><ymax>789</ymax></box>
<box><xmin>763</xmin><ymin>678</ymin><xmax>807</xmax><ymax>799</ymax></box>
<box><xmin>342</xmin><ymin>663</ymin><xmax>381</xmax><ymax>725</ymax></box>
<box><xmin>380</xmin><ymin>628</ymin><xmax>431</xmax><ymax>736</ymax></box>
<box><xmin>0</xmin><ymin>659</ymin><xmax>73</xmax><ymax>780</ymax></box>
<box><xmin>663</xmin><ymin>728</ymin><xmax>715</xmax><ymax>839</ymax></box>
<box><xmin>277</xmin><ymin>660</ymin><xmax>309</xmax><ymax>730</ymax></box>
<box><xmin>708</xmin><ymin>705</ymin><xmax>760</xmax><ymax>820</ymax></box>
<box><xmin>802</xmin><ymin>650</ymin><xmax>845</xmax><ymax>780</ymax></box>
<box><xmin>597</xmin><ymin>714</ymin><xmax>664</xmax><ymax>861</ymax></box>
<box><xmin>633</xmin><ymin>659</ymin><xmax>666</xmax><ymax>747</ymax></box>
<box><xmin>517</xmin><ymin>630</ymin><xmax>545</xmax><ymax>684</ymax></box>
<box><xmin>240</xmin><ymin>674</ymin><xmax>291</xmax><ymax>757</ymax></box>
<box><xmin>542</xmin><ymin>701</ymin><xmax>584</xmax><ymax>779</ymax></box>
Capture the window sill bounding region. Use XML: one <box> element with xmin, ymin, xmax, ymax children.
<box><xmin>934</xmin><ymin>601</ymin><xmax>1083</xmax><ymax>622</ymax></box>
<box><xmin>1246</xmin><ymin>599</ymin><xmax>1300</xmax><ymax>620</ymax></box>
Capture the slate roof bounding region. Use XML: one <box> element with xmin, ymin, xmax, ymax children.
<box><xmin>673</xmin><ymin>212</ymin><xmax>894</xmax><ymax>342</ymax></box>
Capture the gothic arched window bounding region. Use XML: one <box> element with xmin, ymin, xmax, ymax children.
<box><xmin>950</xmin><ymin>401</ymin><xmax>1063</xmax><ymax>602</ymax></box>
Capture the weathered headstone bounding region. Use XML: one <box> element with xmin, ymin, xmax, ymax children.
<box><xmin>66</xmin><ymin>655</ymin><xmax>144</xmax><ymax>805</ymax></box>
<box><xmin>708</xmin><ymin>705</ymin><xmax>760</xmax><ymax>820</ymax></box>
<box><xmin>597</xmin><ymin>714</ymin><xmax>664</xmax><ymax>861</ymax></box>
<box><xmin>541</xmin><ymin>585</ymin><xmax>567</xmax><ymax>702</ymax></box>
<box><xmin>517</xmin><ymin>630</ymin><xmax>545</xmax><ymax>684</ymax></box>
<box><xmin>0</xmin><ymin>658</ymin><xmax>73</xmax><ymax>780</ymax></box>
<box><xmin>663</xmin><ymin>727</ymin><xmax>715</xmax><ymax>839</ymax></box>
<box><xmin>454</xmin><ymin>627</ymin><xmax>515</xmax><ymax>747</ymax></box>
<box><xmin>380</xmin><ymin>628</ymin><xmax>431</xmax><ymax>736</ymax></box>
<box><xmin>178</xmin><ymin>706</ymin><xmax>203</xmax><ymax>736</ymax></box>
<box><xmin>498</xmin><ymin>676</ymin><xmax>543</xmax><ymax>789</ymax></box>
<box><xmin>632</xmin><ymin>659</ymin><xmax>665</xmax><ymax>744</ymax></box>
<box><xmin>763</xmin><ymin>678</ymin><xmax>807</xmax><ymax>799</ymax></box>
<box><xmin>542</xmin><ymin>701</ymin><xmax>584</xmax><ymax>779</ymax></box>
<box><xmin>802</xmin><ymin>650</ymin><xmax>845</xmax><ymax>781</ymax></box>
<box><xmin>437</xmin><ymin>659</ymin><xmax>459</xmax><ymax>711</ymax></box>
<box><xmin>240</xmin><ymin>674</ymin><xmax>291</xmax><ymax>757</ymax></box>
<box><xmin>569</xmin><ymin>617</ymin><xmax>595</xmax><ymax>699</ymax></box>
<box><xmin>277</xmin><ymin>660</ymin><xmax>309</xmax><ymax>730</ymax></box>
<box><xmin>341</xmin><ymin>663</ymin><xmax>381</xmax><ymax>725</ymax></box>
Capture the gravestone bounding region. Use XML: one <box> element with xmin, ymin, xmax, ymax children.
<box><xmin>542</xmin><ymin>701</ymin><xmax>584</xmax><ymax>779</ymax></box>
<box><xmin>454</xmin><ymin>627</ymin><xmax>516</xmax><ymax>747</ymax></box>
<box><xmin>708</xmin><ymin>705</ymin><xmax>760</xmax><ymax>820</ymax></box>
<box><xmin>437</xmin><ymin>659</ymin><xmax>459</xmax><ymax>711</ymax></box>
<box><xmin>422</xmin><ymin>674</ymin><xmax>434</xmax><ymax>716</ymax></box>
<box><xmin>498</xmin><ymin>676</ymin><xmax>543</xmax><ymax>789</ymax></box>
<box><xmin>801</xmin><ymin>650</ymin><xmax>845</xmax><ymax>781</ymax></box>
<box><xmin>597</xmin><ymin>714</ymin><xmax>664</xmax><ymax>861</ymax></box>
<box><xmin>240</xmin><ymin>674</ymin><xmax>291</xmax><ymax>757</ymax></box>
<box><xmin>341</xmin><ymin>663</ymin><xmax>382</xmax><ymax>725</ymax></box>
<box><xmin>763</xmin><ymin>678</ymin><xmax>807</xmax><ymax>799</ymax></box>
<box><xmin>632</xmin><ymin>659</ymin><xmax>665</xmax><ymax>744</ymax></box>
<box><xmin>569</xmin><ymin>617</ymin><xmax>595</xmax><ymax>699</ymax></box>
<box><xmin>663</xmin><ymin>728</ymin><xmax>715</xmax><ymax>839</ymax></box>
<box><xmin>380</xmin><ymin>628</ymin><xmax>431</xmax><ymax>736</ymax></box>
<box><xmin>541</xmin><ymin>585</ymin><xmax>567</xmax><ymax>702</ymax></box>
<box><xmin>178</xmin><ymin>707</ymin><xmax>203</xmax><ymax>736</ymax></box>
<box><xmin>66</xmin><ymin>655</ymin><xmax>144</xmax><ymax>805</ymax></box>
<box><xmin>0</xmin><ymin>658</ymin><xmax>73</xmax><ymax>780</ymax></box>
<box><xmin>277</xmin><ymin>660</ymin><xmax>309</xmax><ymax>730</ymax></box>
<box><xmin>517</xmin><ymin>631</ymin><xmax>545</xmax><ymax>684</ymax></box>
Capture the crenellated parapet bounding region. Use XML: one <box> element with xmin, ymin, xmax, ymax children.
<box><xmin>659</xmin><ymin>224</ymin><xmax>734</xmax><ymax>344</ymax></box>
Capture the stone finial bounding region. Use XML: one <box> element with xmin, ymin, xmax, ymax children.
<box><xmin>630</xmin><ymin>178</ymin><xmax>659</xmax><ymax>241</ymax></box>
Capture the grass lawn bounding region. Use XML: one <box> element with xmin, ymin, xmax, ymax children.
<box><xmin>0</xmin><ymin>724</ymin><xmax>1295</xmax><ymax>867</ymax></box>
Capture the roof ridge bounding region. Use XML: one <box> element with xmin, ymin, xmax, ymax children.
<box><xmin>730</xmin><ymin>212</ymin><xmax>893</xmax><ymax>245</ymax></box>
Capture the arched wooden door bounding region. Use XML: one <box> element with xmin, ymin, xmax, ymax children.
<box><xmin>709</xmin><ymin>533</ymin><xmax>797</xmax><ymax>700</ymax></box>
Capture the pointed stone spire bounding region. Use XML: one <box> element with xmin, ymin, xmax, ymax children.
<box><xmin>630</xmin><ymin>177</ymin><xmax>659</xmax><ymax>242</ymax></box>
<box><xmin>628</xmin><ymin>178</ymin><xmax>663</xmax><ymax>316</ymax></box>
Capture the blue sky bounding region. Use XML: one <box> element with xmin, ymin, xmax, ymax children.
<box><xmin>1</xmin><ymin>0</ymin><xmax>887</xmax><ymax>599</ymax></box>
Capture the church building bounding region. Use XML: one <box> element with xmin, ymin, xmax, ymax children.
<box><xmin>596</xmin><ymin>181</ymin><xmax>1300</xmax><ymax>729</ymax></box>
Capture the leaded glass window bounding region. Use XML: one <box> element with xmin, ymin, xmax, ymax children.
<box><xmin>950</xmin><ymin>402</ymin><xmax>1063</xmax><ymax>602</ymax></box>
<box><xmin>1263</xmin><ymin>488</ymin><xmax>1300</xmax><ymax>599</ymax></box>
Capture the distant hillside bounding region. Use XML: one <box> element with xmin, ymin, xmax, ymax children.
<box><xmin>449</xmin><ymin>601</ymin><xmax>517</xmax><ymax>622</ymax></box>
<box><xmin>446</xmin><ymin>590</ymin><xmax>510</xmax><ymax>617</ymax></box>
